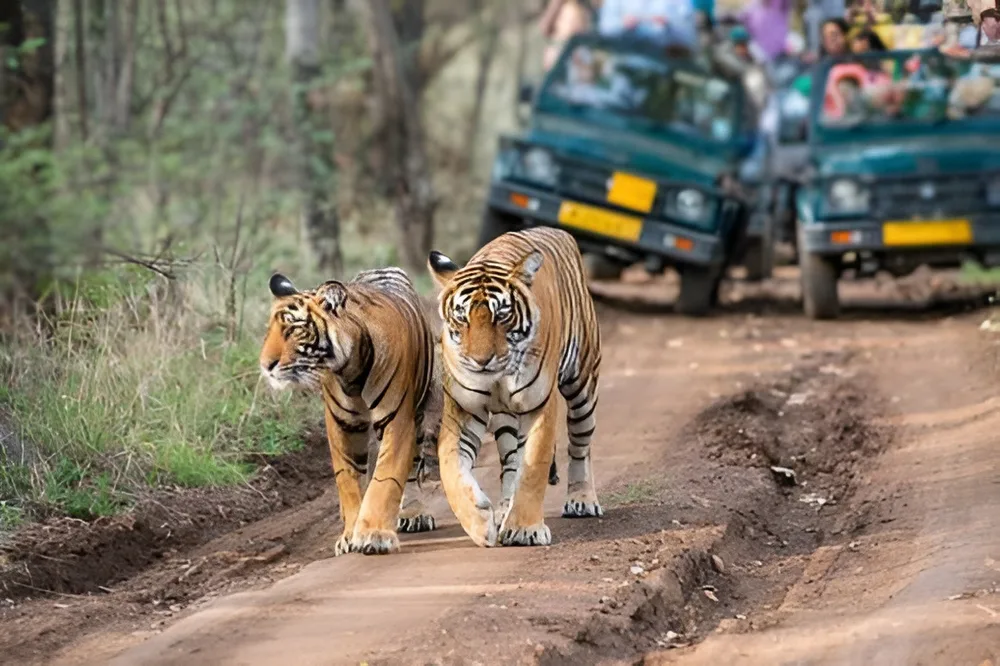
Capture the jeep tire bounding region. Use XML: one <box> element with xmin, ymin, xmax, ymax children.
<box><xmin>676</xmin><ymin>266</ymin><xmax>720</xmax><ymax>316</ymax></box>
<box><xmin>742</xmin><ymin>237</ymin><xmax>772</xmax><ymax>282</ymax></box>
<box><xmin>478</xmin><ymin>207</ymin><xmax>520</xmax><ymax>250</ymax></box>
<box><xmin>583</xmin><ymin>253</ymin><xmax>625</xmax><ymax>281</ymax></box>
<box><xmin>800</xmin><ymin>251</ymin><xmax>840</xmax><ymax>320</ymax></box>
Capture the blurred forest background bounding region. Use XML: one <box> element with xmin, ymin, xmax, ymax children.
<box><xmin>0</xmin><ymin>0</ymin><xmax>546</xmax><ymax>528</ymax></box>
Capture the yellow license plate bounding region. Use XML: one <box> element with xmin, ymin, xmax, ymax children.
<box><xmin>882</xmin><ymin>219</ymin><xmax>972</xmax><ymax>246</ymax></box>
<box><xmin>606</xmin><ymin>172</ymin><xmax>657</xmax><ymax>213</ymax></box>
<box><xmin>558</xmin><ymin>201</ymin><xmax>643</xmax><ymax>242</ymax></box>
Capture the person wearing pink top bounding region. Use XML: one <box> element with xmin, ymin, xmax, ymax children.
<box><xmin>741</xmin><ymin>0</ymin><xmax>792</xmax><ymax>62</ymax></box>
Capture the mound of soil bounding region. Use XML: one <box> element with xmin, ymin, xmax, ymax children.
<box><xmin>692</xmin><ymin>351</ymin><xmax>889</xmax><ymax>505</ymax></box>
<box><xmin>535</xmin><ymin>353</ymin><xmax>894</xmax><ymax>665</ymax></box>
<box><xmin>0</xmin><ymin>427</ymin><xmax>333</xmax><ymax>603</ymax></box>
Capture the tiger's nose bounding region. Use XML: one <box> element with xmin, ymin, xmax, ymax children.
<box><xmin>262</xmin><ymin>359</ymin><xmax>279</xmax><ymax>373</ymax></box>
<box><xmin>471</xmin><ymin>353</ymin><xmax>495</xmax><ymax>369</ymax></box>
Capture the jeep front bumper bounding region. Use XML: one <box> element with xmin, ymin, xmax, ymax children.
<box><xmin>487</xmin><ymin>183</ymin><xmax>727</xmax><ymax>268</ymax></box>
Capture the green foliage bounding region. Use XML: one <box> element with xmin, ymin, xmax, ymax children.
<box><xmin>42</xmin><ymin>459</ymin><xmax>125</xmax><ymax>520</ymax></box>
<box><xmin>0</xmin><ymin>0</ymin><xmax>493</xmax><ymax>528</ymax></box>
<box><xmin>959</xmin><ymin>261</ymin><xmax>1000</xmax><ymax>286</ymax></box>
<box><xmin>0</xmin><ymin>265</ymin><xmax>318</xmax><ymax>523</ymax></box>
<box><xmin>605</xmin><ymin>479</ymin><xmax>660</xmax><ymax>508</ymax></box>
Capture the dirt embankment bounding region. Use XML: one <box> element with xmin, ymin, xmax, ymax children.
<box><xmin>537</xmin><ymin>352</ymin><xmax>891</xmax><ymax>665</ymax></box>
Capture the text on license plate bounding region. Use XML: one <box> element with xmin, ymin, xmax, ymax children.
<box><xmin>557</xmin><ymin>201</ymin><xmax>643</xmax><ymax>242</ymax></box>
<box><xmin>882</xmin><ymin>219</ymin><xmax>972</xmax><ymax>246</ymax></box>
<box><xmin>606</xmin><ymin>172</ymin><xmax>657</xmax><ymax>213</ymax></box>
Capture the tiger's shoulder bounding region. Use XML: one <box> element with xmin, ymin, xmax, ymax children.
<box><xmin>349</xmin><ymin>267</ymin><xmax>425</xmax><ymax>306</ymax></box>
<box><xmin>352</xmin><ymin>266</ymin><xmax>415</xmax><ymax>292</ymax></box>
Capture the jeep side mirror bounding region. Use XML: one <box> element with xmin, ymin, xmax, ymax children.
<box><xmin>518</xmin><ymin>82</ymin><xmax>535</xmax><ymax>104</ymax></box>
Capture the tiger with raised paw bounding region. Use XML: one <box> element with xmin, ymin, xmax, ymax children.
<box><xmin>259</xmin><ymin>269</ymin><xmax>439</xmax><ymax>555</ymax></box>
<box><xmin>427</xmin><ymin>226</ymin><xmax>602</xmax><ymax>547</ymax></box>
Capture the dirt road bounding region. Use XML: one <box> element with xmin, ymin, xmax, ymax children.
<box><xmin>3</xmin><ymin>269</ymin><xmax>1000</xmax><ymax>666</ymax></box>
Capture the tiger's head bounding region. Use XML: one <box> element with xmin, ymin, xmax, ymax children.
<box><xmin>427</xmin><ymin>249</ymin><xmax>544</xmax><ymax>375</ymax></box>
<box><xmin>259</xmin><ymin>273</ymin><xmax>355</xmax><ymax>391</ymax></box>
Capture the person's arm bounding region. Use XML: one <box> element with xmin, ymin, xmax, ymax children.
<box><xmin>539</xmin><ymin>0</ymin><xmax>567</xmax><ymax>38</ymax></box>
<box><xmin>562</xmin><ymin>1</ymin><xmax>592</xmax><ymax>35</ymax></box>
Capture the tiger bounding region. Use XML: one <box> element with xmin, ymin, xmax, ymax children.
<box><xmin>259</xmin><ymin>269</ymin><xmax>440</xmax><ymax>556</ymax></box>
<box><xmin>427</xmin><ymin>226</ymin><xmax>602</xmax><ymax>548</ymax></box>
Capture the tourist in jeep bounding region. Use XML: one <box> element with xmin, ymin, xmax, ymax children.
<box><xmin>598</xmin><ymin>0</ymin><xmax>699</xmax><ymax>51</ymax></box>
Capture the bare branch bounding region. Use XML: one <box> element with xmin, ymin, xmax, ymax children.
<box><xmin>174</xmin><ymin>0</ymin><xmax>188</xmax><ymax>58</ymax></box>
<box><xmin>155</xmin><ymin>0</ymin><xmax>175</xmax><ymax>80</ymax></box>
<box><xmin>99</xmin><ymin>247</ymin><xmax>177</xmax><ymax>281</ymax></box>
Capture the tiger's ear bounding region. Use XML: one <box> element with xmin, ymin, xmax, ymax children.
<box><xmin>513</xmin><ymin>250</ymin><xmax>544</xmax><ymax>286</ymax></box>
<box><xmin>314</xmin><ymin>280</ymin><xmax>348</xmax><ymax>314</ymax></box>
<box><xmin>428</xmin><ymin>251</ymin><xmax>460</xmax><ymax>290</ymax></box>
<box><xmin>269</xmin><ymin>273</ymin><xmax>298</xmax><ymax>297</ymax></box>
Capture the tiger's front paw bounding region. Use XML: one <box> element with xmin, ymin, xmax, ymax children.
<box><xmin>350</xmin><ymin>527</ymin><xmax>400</xmax><ymax>555</ymax></box>
<box><xmin>498</xmin><ymin>521</ymin><xmax>552</xmax><ymax>547</ymax></box>
<box><xmin>334</xmin><ymin>532</ymin><xmax>353</xmax><ymax>557</ymax></box>
<box><xmin>397</xmin><ymin>514</ymin><xmax>436</xmax><ymax>533</ymax></box>
<box><xmin>562</xmin><ymin>498</ymin><xmax>604</xmax><ymax>518</ymax></box>
<box><xmin>462</xmin><ymin>500</ymin><xmax>498</xmax><ymax>547</ymax></box>
<box><xmin>495</xmin><ymin>499</ymin><xmax>512</xmax><ymax>526</ymax></box>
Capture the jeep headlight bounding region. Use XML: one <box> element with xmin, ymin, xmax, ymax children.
<box><xmin>491</xmin><ymin>146</ymin><xmax>521</xmax><ymax>182</ymax></box>
<box><xmin>522</xmin><ymin>147</ymin><xmax>559</xmax><ymax>187</ymax></box>
<box><xmin>666</xmin><ymin>188</ymin><xmax>712</xmax><ymax>227</ymax></box>
<box><xmin>826</xmin><ymin>178</ymin><xmax>870</xmax><ymax>214</ymax></box>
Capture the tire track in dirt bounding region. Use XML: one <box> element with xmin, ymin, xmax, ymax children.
<box><xmin>647</xmin><ymin>315</ymin><xmax>1000</xmax><ymax>666</ymax></box>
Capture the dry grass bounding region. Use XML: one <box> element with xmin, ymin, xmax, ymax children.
<box><xmin>0</xmin><ymin>259</ymin><xmax>319</xmax><ymax>527</ymax></box>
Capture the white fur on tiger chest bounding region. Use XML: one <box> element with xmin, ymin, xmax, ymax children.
<box><xmin>447</xmin><ymin>362</ymin><xmax>555</xmax><ymax>417</ymax></box>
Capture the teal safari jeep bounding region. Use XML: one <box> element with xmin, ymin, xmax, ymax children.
<box><xmin>479</xmin><ymin>34</ymin><xmax>756</xmax><ymax>315</ymax></box>
<box><xmin>797</xmin><ymin>48</ymin><xmax>1000</xmax><ymax>319</ymax></box>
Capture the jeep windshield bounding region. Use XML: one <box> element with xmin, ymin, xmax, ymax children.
<box><xmin>814</xmin><ymin>48</ymin><xmax>1000</xmax><ymax>137</ymax></box>
<box><xmin>536</xmin><ymin>38</ymin><xmax>740</xmax><ymax>148</ymax></box>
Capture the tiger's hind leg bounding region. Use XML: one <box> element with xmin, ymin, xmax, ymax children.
<box><xmin>397</xmin><ymin>450</ymin><xmax>436</xmax><ymax>533</ymax></box>
<box><xmin>492</xmin><ymin>412</ymin><xmax>523</xmax><ymax>522</ymax></box>
<box><xmin>397</xmin><ymin>403</ymin><xmax>439</xmax><ymax>533</ymax></box>
<box><xmin>560</xmin><ymin>373</ymin><xmax>603</xmax><ymax>518</ymax></box>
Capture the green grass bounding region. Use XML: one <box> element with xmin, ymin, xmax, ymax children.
<box><xmin>0</xmin><ymin>264</ymin><xmax>319</xmax><ymax>527</ymax></box>
<box><xmin>604</xmin><ymin>479</ymin><xmax>661</xmax><ymax>508</ymax></box>
<box><xmin>959</xmin><ymin>261</ymin><xmax>1000</xmax><ymax>286</ymax></box>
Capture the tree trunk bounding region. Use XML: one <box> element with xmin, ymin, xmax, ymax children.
<box><xmin>0</xmin><ymin>0</ymin><xmax>57</xmax><ymax>318</ymax></box>
<box><xmin>2</xmin><ymin>0</ymin><xmax>56</xmax><ymax>132</ymax></box>
<box><xmin>463</xmin><ymin>0</ymin><xmax>500</xmax><ymax>170</ymax></box>
<box><xmin>113</xmin><ymin>0</ymin><xmax>137</xmax><ymax>132</ymax></box>
<box><xmin>360</xmin><ymin>0</ymin><xmax>436</xmax><ymax>274</ymax></box>
<box><xmin>286</xmin><ymin>0</ymin><xmax>342</xmax><ymax>275</ymax></box>
<box><xmin>72</xmin><ymin>0</ymin><xmax>88</xmax><ymax>140</ymax></box>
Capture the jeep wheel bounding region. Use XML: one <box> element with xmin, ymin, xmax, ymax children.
<box><xmin>742</xmin><ymin>237</ymin><xmax>772</xmax><ymax>282</ymax></box>
<box><xmin>583</xmin><ymin>253</ymin><xmax>625</xmax><ymax>281</ymax></box>
<box><xmin>800</xmin><ymin>251</ymin><xmax>840</xmax><ymax>320</ymax></box>
<box><xmin>478</xmin><ymin>208</ymin><xmax>520</xmax><ymax>249</ymax></box>
<box><xmin>676</xmin><ymin>266</ymin><xmax>719</xmax><ymax>316</ymax></box>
